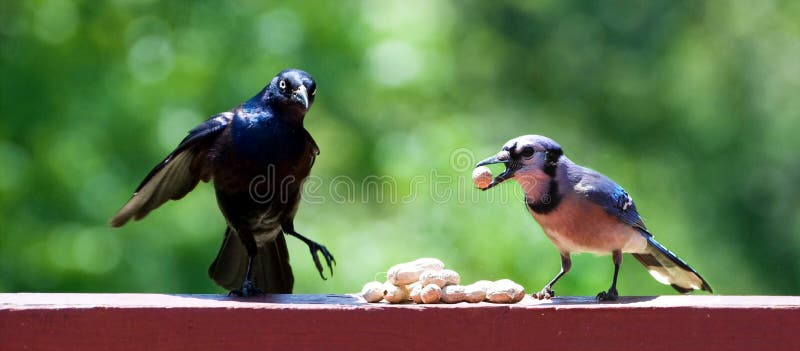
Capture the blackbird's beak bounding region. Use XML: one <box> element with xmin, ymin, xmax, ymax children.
<box><xmin>292</xmin><ymin>85</ymin><xmax>309</xmax><ymax>110</ymax></box>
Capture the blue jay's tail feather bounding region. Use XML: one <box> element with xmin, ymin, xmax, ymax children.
<box><xmin>632</xmin><ymin>230</ymin><xmax>712</xmax><ymax>293</ymax></box>
<box><xmin>208</xmin><ymin>228</ymin><xmax>294</xmax><ymax>293</ymax></box>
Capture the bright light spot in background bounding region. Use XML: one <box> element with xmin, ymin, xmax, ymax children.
<box><xmin>367</xmin><ymin>40</ymin><xmax>423</xmax><ymax>87</ymax></box>
<box><xmin>47</xmin><ymin>128</ymin><xmax>103</xmax><ymax>185</ymax></box>
<box><xmin>158</xmin><ymin>106</ymin><xmax>201</xmax><ymax>151</ymax></box>
<box><xmin>257</xmin><ymin>8</ymin><xmax>305</xmax><ymax>55</ymax></box>
<box><xmin>361</xmin><ymin>0</ymin><xmax>454</xmax><ymax>42</ymax></box>
<box><xmin>33</xmin><ymin>0</ymin><xmax>78</xmax><ymax>44</ymax></box>
<box><xmin>72</xmin><ymin>227</ymin><xmax>122</xmax><ymax>275</ymax></box>
<box><xmin>128</xmin><ymin>35</ymin><xmax>175</xmax><ymax>83</ymax></box>
<box><xmin>46</xmin><ymin>225</ymin><xmax>122</xmax><ymax>274</ymax></box>
<box><xmin>360</xmin><ymin>0</ymin><xmax>455</xmax><ymax>88</ymax></box>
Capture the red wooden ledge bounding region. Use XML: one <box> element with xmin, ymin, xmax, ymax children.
<box><xmin>2</xmin><ymin>294</ymin><xmax>798</xmax><ymax>351</ymax></box>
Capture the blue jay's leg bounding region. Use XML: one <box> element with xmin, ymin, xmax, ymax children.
<box><xmin>597</xmin><ymin>250</ymin><xmax>622</xmax><ymax>301</ymax></box>
<box><xmin>282</xmin><ymin>223</ymin><xmax>336</xmax><ymax>280</ymax></box>
<box><xmin>533</xmin><ymin>252</ymin><xmax>572</xmax><ymax>300</ymax></box>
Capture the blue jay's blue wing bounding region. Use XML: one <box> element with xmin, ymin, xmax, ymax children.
<box><xmin>109</xmin><ymin>112</ymin><xmax>232</xmax><ymax>227</ymax></box>
<box><xmin>576</xmin><ymin>167</ymin><xmax>711</xmax><ymax>293</ymax></box>
<box><xmin>575</xmin><ymin>168</ymin><xmax>648</xmax><ymax>231</ymax></box>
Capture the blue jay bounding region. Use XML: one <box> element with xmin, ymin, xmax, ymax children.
<box><xmin>477</xmin><ymin>135</ymin><xmax>712</xmax><ymax>301</ymax></box>
<box><xmin>110</xmin><ymin>69</ymin><xmax>334</xmax><ymax>296</ymax></box>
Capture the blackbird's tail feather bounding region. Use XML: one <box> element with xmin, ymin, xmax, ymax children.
<box><xmin>208</xmin><ymin>227</ymin><xmax>294</xmax><ymax>293</ymax></box>
<box><xmin>258</xmin><ymin>232</ymin><xmax>294</xmax><ymax>293</ymax></box>
<box><xmin>632</xmin><ymin>230</ymin><xmax>712</xmax><ymax>294</ymax></box>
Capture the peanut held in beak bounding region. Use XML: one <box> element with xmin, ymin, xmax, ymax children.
<box><xmin>472</xmin><ymin>166</ymin><xmax>494</xmax><ymax>189</ymax></box>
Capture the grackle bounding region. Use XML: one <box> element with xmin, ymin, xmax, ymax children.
<box><xmin>110</xmin><ymin>69</ymin><xmax>334</xmax><ymax>296</ymax></box>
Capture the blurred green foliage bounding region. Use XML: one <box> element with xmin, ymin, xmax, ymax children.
<box><xmin>1</xmin><ymin>0</ymin><xmax>798</xmax><ymax>295</ymax></box>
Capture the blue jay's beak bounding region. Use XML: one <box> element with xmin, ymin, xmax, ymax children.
<box><xmin>291</xmin><ymin>85</ymin><xmax>310</xmax><ymax>110</ymax></box>
<box><xmin>476</xmin><ymin>150</ymin><xmax>510</xmax><ymax>167</ymax></box>
<box><xmin>476</xmin><ymin>150</ymin><xmax>517</xmax><ymax>190</ymax></box>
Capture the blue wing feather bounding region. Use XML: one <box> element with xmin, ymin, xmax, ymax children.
<box><xmin>574</xmin><ymin>167</ymin><xmax>648</xmax><ymax>231</ymax></box>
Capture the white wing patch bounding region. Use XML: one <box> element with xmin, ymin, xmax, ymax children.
<box><xmin>622</xmin><ymin>195</ymin><xmax>633</xmax><ymax>211</ymax></box>
<box><xmin>574</xmin><ymin>182</ymin><xmax>595</xmax><ymax>193</ymax></box>
<box><xmin>647</xmin><ymin>269</ymin><xmax>672</xmax><ymax>285</ymax></box>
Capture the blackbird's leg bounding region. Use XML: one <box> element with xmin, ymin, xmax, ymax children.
<box><xmin>282</xmin><ymin>223</ymin><xmax>335</xmax><ymax>280</ymax></box>
<box><xmin>229</xmin><ymin>232</ymin><xmax>263</xmax><ymax>297</ymax></box>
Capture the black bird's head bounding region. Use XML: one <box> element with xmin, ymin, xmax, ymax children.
<box><xmin>262</xmin><ymin>68</ymin><xmax>317</xmax><ymax>122</ymax></box>
<box><xmin>476</xmin><ymin>135</ymin><xmax>564</xmax><ymax>190</ymax></box>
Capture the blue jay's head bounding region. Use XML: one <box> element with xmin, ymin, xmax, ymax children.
<box><xmin>475</xmin><ymin>135</ymin><xmax>564</xmax><ymax>190</ymax></box>
<box><xmin>263</xmin><ymin>68</ymin><xmax>317</xmax><ymax>115</ymax></box>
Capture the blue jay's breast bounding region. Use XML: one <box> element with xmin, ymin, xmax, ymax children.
<box><xmin>530</xmin><ymin>193</ymin><xmax>647</xmax><ymax>255</ymax></box>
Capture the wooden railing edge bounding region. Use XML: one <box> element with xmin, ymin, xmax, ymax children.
<box><xmin>1</xmin><ymin>294</ymin><xmax>798</xmax><ymax>351</ymax></box>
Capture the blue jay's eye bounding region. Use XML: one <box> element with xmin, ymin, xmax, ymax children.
<box><xmin>520</xmin><ymin>146</ymin><xmax>535</xmax><ymax>158</ymax></box>
<box><xmin>279</xmin><ymin>80</ymin><xmax>287</xmax><ymax>90</ymax></box>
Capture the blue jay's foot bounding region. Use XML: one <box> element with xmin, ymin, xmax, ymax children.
<box><xmin>229</xmin><ymin>280</ymin><xmax>263</xmax><ymax>297</ymax></box>
<box><xmin>596</xmin><ymin>288</ymin><xmax>619</xmax><ymax>301</ymax></box>
<box><xmin>532</xmin><ymin>286</ymin><xmax>555</xmax><ymax>300</ymax></box>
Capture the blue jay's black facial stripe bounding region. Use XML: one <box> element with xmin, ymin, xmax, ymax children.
<box><xmin>542</xmin><ymin>148</ymin><xmax>562</xmax><ymax>177</ymax></box>
<box><xmin>527</xmin><ymin>178</ymin><xmax>562</xmax><ymax>214</ymax></box>
<box><xmin>527</xmin><ymin>149</ymin><xmax>563</xmax><ymax>214</ymax></box>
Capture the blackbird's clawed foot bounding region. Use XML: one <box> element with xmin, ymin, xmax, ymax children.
<box><xmin>229</xmin><ymin>280</ymin><xmax>263</xmax><ymax>297</ymax></box>
<box><xmin>307</xmin><ymin>240</ymin><xmax>336</xmax><ymax>280</ymax></box>
<box><xmin>287</xmin><ymin>230</ymin><xmax>336</xmax><ymax>280</ymax></box>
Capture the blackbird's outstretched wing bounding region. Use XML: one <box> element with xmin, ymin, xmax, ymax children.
<box><xmin>109</xmin><ymin>112</ymin><xmax>232</xmax><ymax>227</ymax></box>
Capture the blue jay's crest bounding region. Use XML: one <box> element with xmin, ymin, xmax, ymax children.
<box><xmin>476</xmin><ymin>135</ymin><xmax>712</xmax><ymax>300</ymax></box>
<box><xmin>501</xmin><ymin>135</ymin><xmax>563</xmax><ymax>157</ymax></box>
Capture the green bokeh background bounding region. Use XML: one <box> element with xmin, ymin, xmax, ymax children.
<box><xmin>1</xmin><ymin>0</ymin><xmax>798</xmax><ymax>295</ymax></box>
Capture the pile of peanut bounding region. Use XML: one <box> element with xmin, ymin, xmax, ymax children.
<box><xmin>359</xmin><ymin>258</ymin><xmax>525</xmax><ymax>304</ymax></box>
